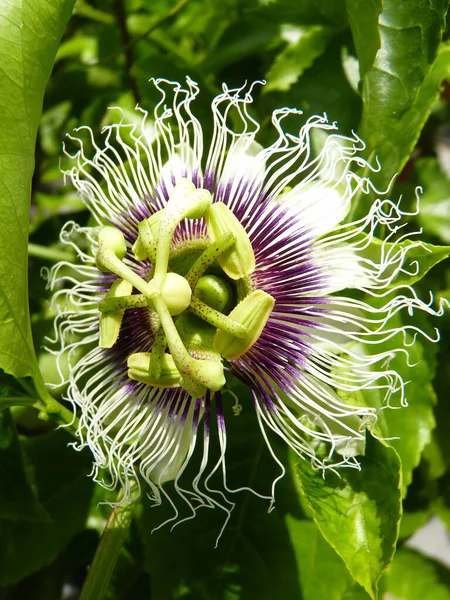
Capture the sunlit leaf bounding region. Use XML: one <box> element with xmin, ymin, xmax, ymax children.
<box><xmin>296</xmin><ymin>435</ymin><xmax>402</xmax><ymax>599</ymax></box>
<box><xmin>0</xmin><ymin>0</ymin><xmax>75</xmax><ymax>379</ymax></box>
<box><xmin>383</xmin><ymin>548</ymin><xmax>450</xmax><ymax>600</ymax></box>
<box><xmin>415</xmin><ymin>158</ymin><xmax>450</xmax><ymax>244</ymax></box>
<box><xmin>354</xmin><ymin>1</ymin><xmax>449</xmax><ymax>188</ymax></box>
<box><xmin>264</xmin><ymin>25</ymin><xmax>333</xmax><ymax>93</ymax></box>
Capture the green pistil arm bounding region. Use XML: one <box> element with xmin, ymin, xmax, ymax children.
<box><xmin>152</xmin><ymin>295</ymin><xmax>225</xmax><ymax>398</ymax></box>
<box><xmin>152</xmin><ymin>180</ymin><xmax>212</xmax><ymax>289</ymax></box>
<box><xmin>185</xmin><ymin>232</ymin><xmax>236</xmax><ymax>288</ymax></box>
<box><xmin>96</xmin><ymin>249</ymin><xmax>157</xmax><ymax>300</ymax></box>
<box><xmin>188</xmin><ymin>296</ymin><xmax>247</xmax><ymax>339</ymax></box>
<box><xmin>149</xmin><ymin>328</ymin><xmax>166</xmax><ymax>380</ymax></box>
<box><xmin>99</xmin><ymin>294</ymin><xmax>148</xmax><ymax>312</ymax></box>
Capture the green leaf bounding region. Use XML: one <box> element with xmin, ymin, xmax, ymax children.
<box><xmin>372</xmin><ymin>238</ymin><xmax>450</xmax><ymax>288</ymax></box>
<box><xmin>355</xmin><ymin>2</ymin><xmax>449</xmax><ymax>188</ymax></box>
<box><xmin>415</xmin><ymin>158</ymin><xmax>450</xmax><ymax>244</ymax></box>
<box><xmin>286</xmin><ymin>518</ymin><xmax>371</xmax><ymax>600</ymax></box>
<box><xmin>355</xmin><ymin>312</ymin><xmax>439</xmax><ymax>495</ymax></box>
<box><xmin>296</xmin><ymin>435</ymin><xmax>402</xmax><ymax>599</ymax></box>
<box><xmin>0</xmin><ymin>429</ymin><xmax>94</xmax><ymax>586</ymax></box>
<box><xmin>352</xmin><ymin>229</ymin><xmax>450</xmax><ymax>288</ymax></box>
<box><xmin>383</xmin><ymin>548</ymin><xmax>450</xmax><ymax>600</ymax></box>
<box><xmin>0</xmin><ymin>410</ymin><xmax>48</xmax><ymax>522</ymax></box>
<box><xmin>264</xmin><ymin>25</ymin><xmax>333</xmax><ymax>93</ymax></box>
<box><xmin>0</xmin><ymin>0</ymin><xmax>75</xmax><ymax>379</ymax></box>
<box><xmin>345</xmin><ymin>0</ymin><xmax>382</xmax><ymax>79</ymax></box>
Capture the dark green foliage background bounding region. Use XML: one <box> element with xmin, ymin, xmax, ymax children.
<box><xmin>1</xmin><ymin>0</ymin><xmax>450</xmax><ymax>598</ymax></box>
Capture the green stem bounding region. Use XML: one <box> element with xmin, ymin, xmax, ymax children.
<box><xmin>0</xmin><ymin>397</ymin><xmax>42</xmax><ymax>411</ymax></box>
<box><xmin>32</xmin><ymin>375</ymin><xmax>79</xmax><ymax>437</ymax></box>
<box><xmin>28</xmin><ymin>242</ymin><xmax>75</xmax><ymax>262</ymax></box>
<box><xmin>79</xmin><ymin>487</ymin><xmax>135</xmax><ymax>600</ymax></box>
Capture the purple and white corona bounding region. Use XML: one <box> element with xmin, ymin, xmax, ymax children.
<box><xmin>47</xmin><ymin>78</ymin><xmax>443</xmax><ymax>527</ymax></box>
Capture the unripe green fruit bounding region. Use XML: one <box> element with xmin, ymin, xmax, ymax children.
<box><xmin>195</xmin><ymin>274</ymin><xmax>234</xmax><ymax>313</ymax></box>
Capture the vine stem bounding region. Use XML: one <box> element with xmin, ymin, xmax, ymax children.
<box><xmin>79</xmin><ymin>486</ymin><xmax>136</xmax><ymax>600</ymax></box>
<box><xmin>28</xmin><ymin>242</ymin><xmax>75</xmax><ymax>262</ymax></box>
<box><xmin>32</xmin><ymin>374</ymin><xmax>79</xmax><ymax>437</ymax></box>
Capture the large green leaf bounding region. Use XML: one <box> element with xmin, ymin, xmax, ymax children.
<box><xmin>296</xmin><ymin>435</ymin><xmax>402</xmax><ymax>599</ymax></box>
<box><xmin>352</xmin><ymin>1</ymin><xmax>448</xmax><ymax>189</ymax></box>
<box><xmin>0</xmin><ymin>410</ymin><xmax>48</xmax><ymax>522</ymax></box>
<box><xmin>415</xmin><ymin>158</ymin><xmax>450</xmax><ymax>244</ymax></box>
<box><xmin>383</xmin><ymin>548</ymin><xmax>450</xmax><ymax>600</ymax></box>
<box><xmin>354</xmin><ymin>312</ymin><xmax>439</xmax><ymax>495</ymax></box>
<box><xmin>345</xmin><ymin>0</ymin><xmax>382</xmax><ymax>79</ymax></box>
<box><xmin>287</xmin><ymin>518</ymin><xmax>371</xmax><ymax>600</ymax></box>
<box><xmin>0</xmin><ymin>0</ymin><xmax>75</xmax><ymax>379</ymax></box>
<box><xmin>0</xmin><ymin>429</ymin><xmax>93</xmax><ymax>586</ymax></box>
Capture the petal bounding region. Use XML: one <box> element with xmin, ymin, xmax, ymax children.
<box><xmin>281</xmin><ymin>181</ymin><xmax>351</xmax><ymax>238</ymax></box>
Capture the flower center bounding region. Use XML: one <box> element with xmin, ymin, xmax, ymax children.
<box><xmin>95</xmin><ymin>179</ymin><xmax>275</xmax><ymax>398</ymax></box>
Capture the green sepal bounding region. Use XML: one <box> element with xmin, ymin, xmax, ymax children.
<box><xmin>127</xmin><ymin>352</ymin><xmax>181</xmax><ymax>388</ymax></box>
<box><xmin>206</xmin><ymin>202</ymin><xmax>255</xmax><ymax>280</ymax></box>
<box><xmin>99</xmin><ymin>279</ymin><xmax>133</xmax><ymax>348</ymax></box>
<box><xmin>214</xmin><ymin>290</ymin><xmax>275</xmax><ymax>359</ymax></box>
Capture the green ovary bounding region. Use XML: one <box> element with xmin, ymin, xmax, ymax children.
<box><xmin>95</xmin><ymin>179</ymin><xmax>275</xmax><ymax>398</ymax></box>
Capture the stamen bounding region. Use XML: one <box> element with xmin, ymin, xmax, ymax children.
<box><xmin>96</xmin><ymin>227</ymin><xmax>157</xmax><ymax>300</ymax></box>
<box><xmin>128</xmin><ymin>352</ymin><xmax>181</xmax><ymax>388</ymax></box>
<box><xmin>149</xmin><ymin>327</ymin><xmax>166</xmax><ymax>380</ymax></box>
<box><xmin>132</xmin><ymin>212</ymin><xmax>162</xmax><ymax>263</ymax></box>
<box><xmin>153</xmin><ymin>294</ymin><xmax>225</xmax><ymax>398</ymax></box>
<box><xmin>205</xmin><ymin>202</ymin><xmax>256</xmax><ymax>280</ymax></box>
<box><xmin>214</xmin><ymin>290</ymin><xmax>275</xmax><ymax>359</ymax></box>
<box><xmin>99</xmin><ymin>279</ymin><xmax>133</xmax><ymax>348</ymax></box>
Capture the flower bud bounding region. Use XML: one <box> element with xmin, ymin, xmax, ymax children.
<box><xmin>214</xmin><ymin>290</ymin><xmax>275</xmax><ymax>359</ymax></box>
<box><xmin>99</xmin><ymin>279</ymin><xmax>133</xmax><ymax>348</ymax></box>
<box><xmin>205</xmin><ymin>202</ymin><xmax>255</xmax><ymax>280</ymax></box>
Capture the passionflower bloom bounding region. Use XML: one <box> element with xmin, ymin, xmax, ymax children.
<box><xmin>47</xmin><ymin>78</ymin><xmax>443</xmax><ymax>527</ymax></box>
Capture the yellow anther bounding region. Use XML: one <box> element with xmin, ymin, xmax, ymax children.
<box><xmin>205</xmin><ymin>202</ymin><xmax>255</xmax><ymax>280</ymax></box>
<box><xmin>99</xmin><ymin>279</ymin><xmax>133</xmax><ymax>348</ymax></box>
<box><xmin>214</xmin><ymin>290</ymin><xmax>275</xmax><ymax>359</ymax></box>
<box><xmin>127</xmin><ymin>352</ymin><xmax>181</xmax><ymax>388</ymax></box>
